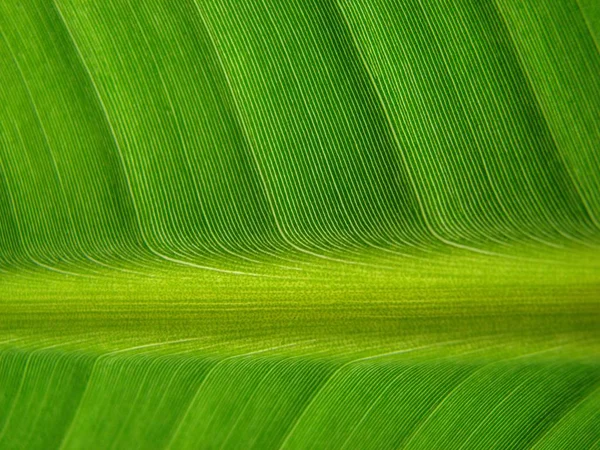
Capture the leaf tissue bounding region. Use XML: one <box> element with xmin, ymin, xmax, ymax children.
<box><xmin>0</xmin><ymin>0</ymin><xmax>598</xmax><ymax>448</ymax></box>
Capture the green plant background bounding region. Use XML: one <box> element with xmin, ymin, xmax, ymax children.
<box><xmin>0</xmin><ymin>0</ymin><xmax>599</xmax><ymax>448</ymax></box>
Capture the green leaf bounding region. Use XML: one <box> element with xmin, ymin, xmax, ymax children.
<box><xmin>0</xmin><ymin>0</ymin><xmax>598</xmax><ymax>448</ymax></box>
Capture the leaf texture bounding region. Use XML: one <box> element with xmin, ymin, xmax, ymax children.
<box><xmin>0</xmin><ymin>0</ymin><xmax>599</xmax><ymax>448</ymax></box>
